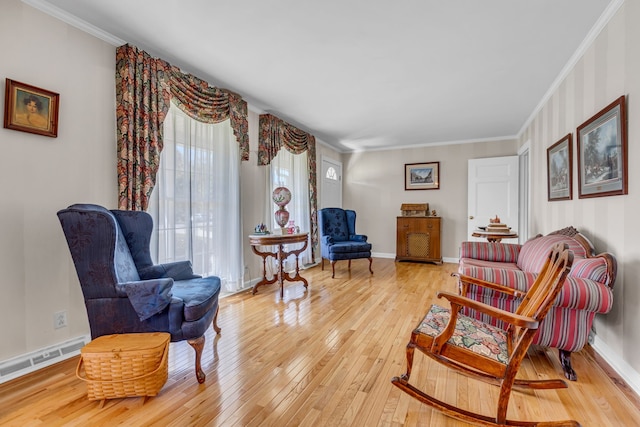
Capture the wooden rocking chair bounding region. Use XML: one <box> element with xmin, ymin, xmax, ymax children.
<box><xmin>391</xmin><ymin>242</ymin><xmax>580</xmax><ymax>427</ymax></box>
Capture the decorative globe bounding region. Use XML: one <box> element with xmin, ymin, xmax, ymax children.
<box><xmin>272</xmin><ymin>186</ymin><xmax>292</xmax><ymax>207</ymax></box>
<box><xmin>274</xmin><ymin>207</ymin><xmax>290</xmax><ymax>228</ymax></box>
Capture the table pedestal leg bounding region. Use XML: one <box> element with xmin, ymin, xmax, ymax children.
<box><xmin>250</xmin><ymin>238</ymin><xmax>309</xmax><ymax>297</ymax></box>
<box><xmin>277</xmin><ymin>243</ymin><xmax>285</xmax><ymax>298</ymax></box>
<box><xmin>251</xmin><ymin>246</ymin><xmax>278</xmax><ymax>294</ymax></box>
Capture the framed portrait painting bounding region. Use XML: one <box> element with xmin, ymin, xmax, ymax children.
<box><xmin>404</xmin><ymin>162</ymin><xmax>440</xmax><ymax>190</ymax></box>
<box><xmin>3</xmin><ymin>79</ymin><xmax>59</xmax><ymax>138</ymax></box>
<box><xmin>576</xmin><ymin>95</ymin><xmax>627</xmax><ymax>198</ymax></box>
<box><xmin>547</xmin><ymin>134</ymin><xmax>572</xmax><ymax>201</ymax></box>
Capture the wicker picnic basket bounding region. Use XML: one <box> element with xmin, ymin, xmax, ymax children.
<box><xmin>76</xmin><ymin>332</ymin><xmax>170</xmax><ymax>401</ymax></box>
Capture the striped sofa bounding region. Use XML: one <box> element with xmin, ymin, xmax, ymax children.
<box><xmin>457</xmin><ymin>227</ymin><xmax>616</xmax><ymax>381</ymax></box>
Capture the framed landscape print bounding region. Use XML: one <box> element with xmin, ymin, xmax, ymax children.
<box><xmin>3</xmin><ymin>79</ymin><xmax>59</xmax><ymax>138</ymax></box>
<box><xmin>547</xmin><ymin>134</ymin><xmax>573</xmax><ymax>201</ymax></box>
<box><xmin>404</xmin><ymin>162</ymin><xmax>439</xmax><ymax>190</ymax></box>
<box><xmin>576</xmin><ymin>95</ymin><xmax>627</xmax><ymax>198</ymax></box>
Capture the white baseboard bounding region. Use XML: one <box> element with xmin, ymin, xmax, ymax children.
<box><xmin>0</xmin><ymin>335</ymin><xmax>90</xmax><ymax>384</ymax></box>
<box><xmin>592</xmin><ymin>335</ymin><xmax>640</xmax><ymax>397</ymax></box>
<box><xmin>372</xmin><ymin>252</ymin><xmax>395</xmax><ymax>259</ymax></box>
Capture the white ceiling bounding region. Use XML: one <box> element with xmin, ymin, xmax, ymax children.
<box><xmin>28</xmin><ymin>0</ymin><xmax>617</xmax><ymax>152</ymax></box>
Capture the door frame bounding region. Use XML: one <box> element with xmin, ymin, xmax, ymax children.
<box><xmin>518</xmin><ymin>141</ymin><xmax>531</xmax><ymax>243</ymax></box>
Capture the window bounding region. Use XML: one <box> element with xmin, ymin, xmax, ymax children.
<box><xmin>148</xmin><ymin>101</ymin><xmax>243</xmax><ymax>292</ymax></box>
<box><xmin>326</xmin><ymin>166</ymin><xmax>338</xmax><ymax>180</ymax></box>
<box><xmin>268</xmin><ymin>149</ymin><xmax>313</xmax><ymax>266</ymax></box>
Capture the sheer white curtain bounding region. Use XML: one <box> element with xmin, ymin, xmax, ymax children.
<box><xmin>266</xmin><ymin>148</ymin><xmax>313</xmax><ymax>267</ymax></box>
<box><xmin>149</xmin><ymin>100</ymin><xmax>243</xmax><ymax>292</ymax></box>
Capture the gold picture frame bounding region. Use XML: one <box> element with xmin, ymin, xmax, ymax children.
<box><xmin>4</xmin><ymin>78</ymin><xmax>59</xmax><ymax>138</ymax></box>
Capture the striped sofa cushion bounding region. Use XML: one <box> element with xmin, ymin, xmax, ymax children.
<box><xmin>569</xmin><ymin>257</ymin><xmax>609</xmax><ymax>283</ymax></box>
<box><xmin>516</xmin><ymin>234</ymin><xmax>588</xmax><ymax>273</ymax></box>
<box><xmin>556</xmin><ymin>277</ymin><xmax>613</xmax><ymax>312</ymax></box>
<box><xmin>460</xmin><ymin>241</ymin><xmax>520</xmax><ymax>263</ymax></box>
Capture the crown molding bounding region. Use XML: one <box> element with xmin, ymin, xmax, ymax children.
<box><xmin>22</xmin><ymin>0</ymin><xmax>125</xmax><ymax>46</ymax></box>
<box><xmin>339</xmin><ymin>134</ymin><xmax>518</xmax><ymax>154</ymax></box>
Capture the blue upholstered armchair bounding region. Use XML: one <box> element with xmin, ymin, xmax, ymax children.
<box><xmin>318</xmin><ymin>208</ymin><xmax>373</xmax><ymax>278</ymax></box>
<box><xmin>57</xmin><ymin>204</ymin><xmax>221</xmax><ymax>384</ymax></box>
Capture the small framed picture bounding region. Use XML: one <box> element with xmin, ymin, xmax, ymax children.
<box><xmin>3</xmin><ymin>78</ymin><xmax>59</xmax><ymax>138</ymax></box>
<box><xmin>547</xmin><ymin>134</ymin><xmax>573</xmax><ymax>201</ymax></box>
<box><xmin>404</xmin><ymin>162</ymin><xmax>440</xmax><ymax>190</ymax></box>
<box><xmin>576</xmin><ymin>95</ymin><xmax>627</xmax><ymax>198</ymax></box>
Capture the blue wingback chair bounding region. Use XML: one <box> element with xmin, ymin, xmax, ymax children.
<box><xmin>57</xmin><ymin>204</ymin><xmax>221</xmax><ymax>384</ymax></box>
<box><xmin>318</xmin><ymin>208</ymin><xmax>373</xmax><ymax>278</ymax></box>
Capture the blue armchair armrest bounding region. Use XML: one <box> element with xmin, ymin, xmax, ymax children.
<box><xmin>350</xmin><ymin>234</ymin><xmax>368</xmax><ymax>242</ymax></box>
<box><xmin>322</xmin><ymin>235</ymin><xmax>335</xmax><ymax>245</ymax></box>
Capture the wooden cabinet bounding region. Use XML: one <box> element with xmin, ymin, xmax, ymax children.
<box><xmin>396</xmin><ymin>216</ymin><xmax>442</xmax><ymax>264</ymax></box>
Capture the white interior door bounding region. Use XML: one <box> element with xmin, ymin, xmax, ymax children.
<box><xmin>321</xmin><ymin>157</ymin><xmax>342</xmax><ymax>209</ymax></box>
<box><xmin>468</xmin><ymin>156</ymin><xmax>519</xmax><ymax>241</ymax></box>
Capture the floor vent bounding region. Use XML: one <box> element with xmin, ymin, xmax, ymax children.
<box><xmin>0</xmin><ymin>335</ymin><xmax>89</xmax><ymax>384</ymax></box>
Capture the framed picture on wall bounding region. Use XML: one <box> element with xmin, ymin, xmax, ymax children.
<box><xmin>547</xmin><ymin>133</ymin><xmax>573</xmax><ymax>201</ymax></box>
<box><xmin>404</xmin><ymin>162</ymin><xmax>440</xmax><ymax>190</ymax></box>
<box><xmin>3</xmin><ymin>78</ymin><xmax>59</xmax><ymax>138</ymax></box>
<box><xmin>576</xmin><ymin>95</ymin><xmax>627</xmax><ymax>198</ymax></box>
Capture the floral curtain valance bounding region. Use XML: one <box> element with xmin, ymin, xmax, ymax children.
<box><xmin>169</xmin><ymin>69</ymin><xmax>249</xmax><ymax>161</ymax></box>
<box><xmin>115</xmin><ymin>43</ymin><xmax>249</xmax><ymax>210</ymax></box>
<box><xmin>258</xmin><ymin>113</ymin><xmax>315</xmax><ymax>165</ymax></box>
<box><xmin>258</xmin><ymin>113</ymin><xmax>319</xmax><ymax>260</ymax></box>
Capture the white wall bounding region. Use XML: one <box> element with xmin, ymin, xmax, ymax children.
<box><xmin>518</xmin><ymin>1</ymin><xmax>640</xmax><ymax>383</ymax></box>
<box><xmin>0</xmin><ymin>1</ymin><xmax>116</xmax><ymax>360</ymax></box>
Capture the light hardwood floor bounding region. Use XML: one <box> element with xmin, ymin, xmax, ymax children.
<box><xmin>1</xmin><ymin>259</ymin><xmax>639</xmax><ymax>426</ymax></box>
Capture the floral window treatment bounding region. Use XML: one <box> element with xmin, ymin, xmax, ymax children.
<box><xmin>115</xmin><ymin>43</ymin><xmax>249</xmax><ymax>210</ymax></box>
<box><xmin>169</xmin><ymin>70</ymin><xmax>249</xmax><ymax>161</ymax></box>
<box><xmin>258</xmin><ymin>114</ymin><xmax>319</xmax><ymax>259</ymax></box>
<box><xmin>115</xmin><ymin>45</ymin><xmax>171</xmax><ymax>211</ymax></box>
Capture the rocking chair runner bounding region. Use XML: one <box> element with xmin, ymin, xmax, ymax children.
<box><xmin>392</xmin><ymin>242</ymin><xmax>580</xmax><ymax>427</ymax></box>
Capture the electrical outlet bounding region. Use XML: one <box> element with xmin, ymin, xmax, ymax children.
<box><xmin>54</xmin><ymin>311</ymin><xmax>67</xmax><ymax>329</ymax></box>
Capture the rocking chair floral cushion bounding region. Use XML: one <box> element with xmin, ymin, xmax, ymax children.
<box><xmin>419</xmin><ymin>305</ymin><xmax>509</xmax><ymax>364</ymax></box>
